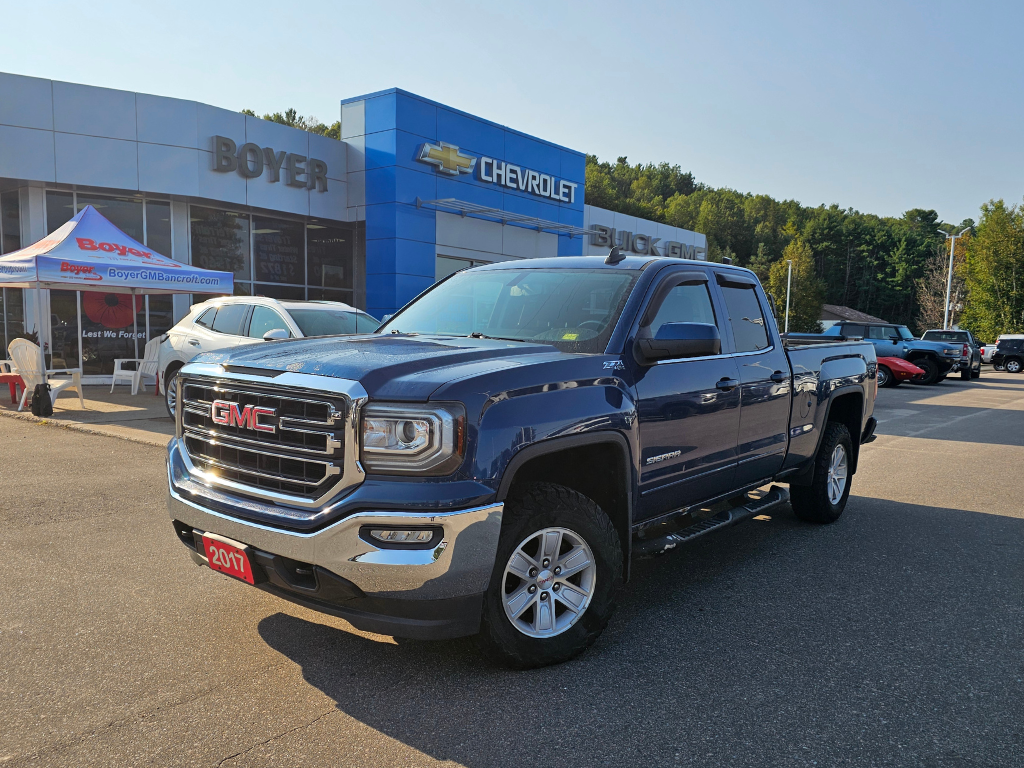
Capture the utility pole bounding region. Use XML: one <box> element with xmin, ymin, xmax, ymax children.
<box><xmin>940</xmin><ymin>227</ymin><xmax>971</xmax><ymax>329</ymax></box>
<box><xmin>784</xmin><ymin>259</ymin><xmax>793</xmax><ymax>333</ymax></box>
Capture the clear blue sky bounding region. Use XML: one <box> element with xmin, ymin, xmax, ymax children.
<box><xmin>1</xmin><ymin>1</ymin><xmax>1015</xmax><ymax>225</ymax></box>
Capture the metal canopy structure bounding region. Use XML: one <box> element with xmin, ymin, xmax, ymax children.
<box><xmin>416</xmin><ymin>198</ymin><xmax>597</xmax><ymax>238</ymax></box>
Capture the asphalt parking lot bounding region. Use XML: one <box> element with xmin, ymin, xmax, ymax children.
<box><xmin>2</xmin><ymin>371</ymin><xmax>1022</xmax><ymax>767</ymax></box>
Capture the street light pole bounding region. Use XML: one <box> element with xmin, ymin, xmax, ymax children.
<box><xmin>941</xmin><ymin>227</ymin><xmax>971</xmax><ymax>330</ymax></box>
<box><xmin>784</xmin><ymin>259</ymin><xmax>793</xmax><ymax>333</ymax></box>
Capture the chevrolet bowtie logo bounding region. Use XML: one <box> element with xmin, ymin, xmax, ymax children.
<box><xmin>417</xmin><ymin>141</ymin><xmax>476</xmax><ymax>176</ymax></box>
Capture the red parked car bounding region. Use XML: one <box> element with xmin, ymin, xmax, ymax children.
<box><xmin>877</xmin><ymin>356</ymin><xmax>925</xmax><ymax>387</ymax></box>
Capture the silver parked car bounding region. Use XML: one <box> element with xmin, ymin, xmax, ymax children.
<box><xmin>158</xmin><ymin>296</ymin><xmax>379</xmax><ymax>417</ymax></box>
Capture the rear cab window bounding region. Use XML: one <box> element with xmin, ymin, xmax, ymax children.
<box><xmin>717</xmin><ymin>278</ymin><xmax>769</xmax><ymax>353</ymax></box>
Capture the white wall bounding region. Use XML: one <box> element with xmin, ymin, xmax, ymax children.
<box><xmin>0</xmin><ymin>72</ymin><xmax>347</xmax><ymax>221</ymax></box>
<box><xmin>582</xmin><ymin>205</ymin><xmax>707</xmax><ymax>259</ymax></box>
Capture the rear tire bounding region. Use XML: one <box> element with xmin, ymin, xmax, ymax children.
<box><xmin>790</xmin><ymin>421</ymin><xmax>853</xmax><ymax>524</ymax></box>
<box><xmin>910</xmin><ymin>357</ymin><xmax>939</xmax><ymax>385</ymax></box>
<box><xmin>961</xmin><ymin>367</ymin><xmax>972</xmax><ymax>380</ymax></box>
<box><xmin>1006</xmin><ymin>358</ymin><xmax>1023</xmax><ymax>374</ymax></box>
<box><xmin>478</xmin><ymin>482</ymin><xmax>622</xmax><ymax>669</ymax></box>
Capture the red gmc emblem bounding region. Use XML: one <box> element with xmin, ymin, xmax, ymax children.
<box><xmin>210</xmin><ymin>399</ymin><xmax>276</xmax><ymax>433</ymax></box>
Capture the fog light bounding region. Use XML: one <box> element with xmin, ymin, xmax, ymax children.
<box><xmin>369</xmin><ymin>529</ymin><xmax>434</xmax><ymax>543</ymax></box>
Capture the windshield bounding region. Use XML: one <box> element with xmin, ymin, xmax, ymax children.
<box><xmin>922</xmin><ymin>331</ymin><xmax>968</xmax><ymax>342</ymax></box>
<box><xmin>895</xmin><ymin>326</ymin><xmax>915</xmax><ymax>340</ymax></box>
<box><xmin>378</xmin><ymin>267</ymin><xmax>639</xmax><ymax>354</ymax></box>
<box><xmin>289</xmin><ymin>308</ymin><xmax>380</xmax><ymax>337</ymax></box>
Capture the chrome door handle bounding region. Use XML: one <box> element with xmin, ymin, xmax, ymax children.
<box><xmin>770</xmin><ymin>371</ymin><xmax>787</xmax><ymax>383</ymax></box>
<box><xmin>716</xmin><ymin>378</ymin><xmax>739</xmax><ymax>391</ymax></box>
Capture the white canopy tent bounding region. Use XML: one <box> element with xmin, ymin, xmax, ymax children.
<box><xmin>0</xmin><ymin>205</ymin><xmax>233</xmax><ymax>377</ymax></box>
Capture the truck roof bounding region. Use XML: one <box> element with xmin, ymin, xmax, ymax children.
<box><xmin>471</xmin><ymin>256</ymin><xmax>758</xmax><ymax>276</ymax></box>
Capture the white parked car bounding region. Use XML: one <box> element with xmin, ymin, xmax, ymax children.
<box><xmin>158</xmin><ymin>296</ymin><xmax>379</xmax><ymax>417</ymax></box>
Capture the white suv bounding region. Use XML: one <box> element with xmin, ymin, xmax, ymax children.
<box><xmin>159</xmin><ymin>296</ymin><xmax>378</xmax><ymax>417</ymax></box>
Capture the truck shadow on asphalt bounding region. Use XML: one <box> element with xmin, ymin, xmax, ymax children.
<box><xmin>257</xmin><ymin>497</ymin><xmax>1024</xmax><ymax>766</ymax></box>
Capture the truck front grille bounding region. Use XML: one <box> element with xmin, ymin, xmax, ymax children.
<box><xmin>179</xmin><ymin>378</ymin><xmax>350</xmax><ymax>503</ymax></box>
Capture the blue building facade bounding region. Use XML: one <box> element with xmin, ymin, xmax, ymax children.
<box><xmin>340</xmin><ymin>89</ymin><xmax>586</xmax><ymax>320</ymax></box>
<box><xmin>1</xmin><ymin>73</ymin><xmax>704</xmax><ymax>381</ymax></box>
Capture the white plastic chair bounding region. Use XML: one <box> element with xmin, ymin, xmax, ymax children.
<box><xmin>0</xmin><ymin>360</ymin><xmax>12</xmax><ymax>373</ymax></box>
<box><xmin>111</xmin><ymin>337</ymin><xmax>161</xmax><ymax>395</ymax></box>
<box><xmin>7</xmin><ymin>338</ymin><xmax>84</xmax><ymax>412</ymax></box>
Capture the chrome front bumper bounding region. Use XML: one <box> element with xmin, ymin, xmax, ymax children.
<box><xmin>167</xmin><ymin>472</ymin><xmax>503</xmax><ymax>603</ymax></box>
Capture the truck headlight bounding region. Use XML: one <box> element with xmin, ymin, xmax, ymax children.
<box><xmin>361</xmin><ymin>403</ymin><xmax>465</xmax><ymax>474</ymax></box>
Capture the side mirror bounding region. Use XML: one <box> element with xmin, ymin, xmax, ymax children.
<box><xmin>262</xmin><ymin>328</ymin><xmax>289</xmax><ymax>341</ymax></box>
<box><xmin>634</xmin><ymin>322</ymin><xmax>721</xmax><ymax>365</ymax></box>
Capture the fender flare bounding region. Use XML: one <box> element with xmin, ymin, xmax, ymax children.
<box><xmin>495</xmin><ymin>431</ymin><xmax>636</xmax><ymax>579</ymax></box>
<box><xmin>789</xmin><ymin>384</ymin><xmax>866</xmax><ymax>486</ymax></box>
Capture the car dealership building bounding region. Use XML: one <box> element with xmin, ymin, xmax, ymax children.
<box><xmin>0</xmin><ymin>72</ymin><xmax>706</xmax><ymax>381</ymax></box>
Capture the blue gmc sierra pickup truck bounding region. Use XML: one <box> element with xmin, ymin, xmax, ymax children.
<box><xmin>166</xmin><ymin>252</ymin><xmax>877</xmax><ymax>668</ymax></box>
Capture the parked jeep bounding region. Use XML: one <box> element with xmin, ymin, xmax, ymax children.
<box><xmin>823</xmin><ymin>322</ymin><xmax>961</xmax><ymax>385</ymax></box>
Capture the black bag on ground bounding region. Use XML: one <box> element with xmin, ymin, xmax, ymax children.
<box><xmin>31</xmin><ymin>383</ymin><xmax>53</xmax><ymax>417</ymax></box>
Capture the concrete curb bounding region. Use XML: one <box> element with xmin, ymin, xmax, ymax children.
<box><xmin>0</xmin><ymin>407</ymin><xmax>170</xmax><ymax>449</ymax></box>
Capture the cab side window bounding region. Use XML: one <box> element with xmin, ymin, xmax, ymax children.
<box><xmin>720</xmin><ymin>285</ymin><xmax>769</xmax><ymax>352</ymax></box>
<box><xmin>648</xmin><ymin>283</ymin><xmax>718</xmax><ymax>339</ymax></box>
<box><xmin>866</xmin><ymin>326</ymin><xmax>888</xmax><ymax>340</ymax></box>
<box><xmin>210</xmin><ymin>304</ymin><xmax>248</xmax><ymax>336</ymax></box>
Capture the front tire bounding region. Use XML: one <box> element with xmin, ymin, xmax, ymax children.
<box><xmin>910</xmin><ymin>357</ymin><xmax>940</xmax><ymax>385</ymax></box>
<box><xmin>971</xmin><ymin>364</ymin><xmax>981</xmax><ymax>379</ymax></box>
<box><xmin>478</xmin><ymin>482</ymin><xmax>622</xmax><ymax>669</ymax></box>
<box><xmin>877</xmin><ymin>365</ymin><xmax>894</xmax><ymax>388</ymax></box>
<box><xmin>164</xmin><ymin>365</ymin><xmax>181</xmax><ymax>419</ymax></box>
<box><xmin>790</xmin><ymin>421</ymin><xmax>853</xmax><ymax>524</ymax></box>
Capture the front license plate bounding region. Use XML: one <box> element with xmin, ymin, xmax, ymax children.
<box><xmin>202</xmin><ymin>533</ymin><xmax>255</xmax><ymax>585</ymax></box>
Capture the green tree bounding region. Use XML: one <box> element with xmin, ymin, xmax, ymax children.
<box><xmin>961</xmin><ymin>200</ymin><xmax>1024</xmax><ymax>341</ymax></box>
<box><xmin>241</xmin><ymin>107</ymin><xmax>341</xmax><ymax>140</ymax></box>
<box><xmin>768</xmin><ymin>239</ymin><xmax>826</xmax><ymax>333</ymax></box>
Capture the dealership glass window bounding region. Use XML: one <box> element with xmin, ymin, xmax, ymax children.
<box><xmin>307</xmin><ymin>224</ymin><xmax>354</xmax><ymax>301</ymax></box>
<box><xmin>79</xmin><ymin>291</ymin><xmax>145</xmax><ymax>375</ymax></box>
<box><xmin>46</xmin><ymin>190</ymin><xmax>75</xmax><ymax>232</ymax></box>
<box><xmin>190</xmin><ymin>206</ymin><xmax>252</xmax><ymax>291</ymax></box>
<box><xmin>254</xmin><ymin>283</ymin><xmax>304</xmax><ymax>300</ymax></box>
<box><xmin>145</xmin><ymin>200</ymin><xmax>172</xmax><ymax>258</ymax></box>
<box><xmin>253</xmin><ymin>216</ymin><xmax>304</xmax><ymax>286</ymax></box>
<box><xmin>48</xmin><ymin>290</ymin><xmax>81</xmax><ymax>370</ymax></box>
<box><xmin>436</xmin><ymin>255</ymin><xmax>490</xmax><ymax>282</ymax></box>
<box><xmin>1</xmin><ymin>191</ymin><xmax>25</xmax><ymax>352</ymax></box>
<box><xmin>76</xmin><ymin>194</ymin><xmax>144</xmax><ymax>242</ymax></box>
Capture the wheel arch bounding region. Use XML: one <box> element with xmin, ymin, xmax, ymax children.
<box><xmin>789</xmin><ymin>387</ymin><xmax>865</xmax><ymax>486</ymax></box>
<box><xmin>497</xmin><ymin>432</ymin><xmax>635</xmax><ymax>581</ymax></box>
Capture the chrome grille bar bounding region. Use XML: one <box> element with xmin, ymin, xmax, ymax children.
<box><xmin>174</xmin><ymin>368</ymin><xmax>368</xmax><ymax>509</ymax></box>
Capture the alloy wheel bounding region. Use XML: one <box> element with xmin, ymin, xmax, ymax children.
<box><xmin>877</xmin><ymin>367</ymin><xmax>890</xmax><ymax>387</ymax></box>
<box><xmin>1007</xmin><ymin>359</ymin><xmax>1022</xmax><ymax>374</ymax></box>
<box><xmin>501</xmin><ymin>527</ymin><xmax>596</xmax><ymax>639</ymax></box>
<box><xmin>827</xmin><ymin>444</ymin><xmax>848</xmax><ymax>505</ymax></box>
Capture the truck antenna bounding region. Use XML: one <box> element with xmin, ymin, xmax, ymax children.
<box><xmin>605</xmin><ymin>246</ymin><xmax>625</xmax><ymax>265</ymax></box>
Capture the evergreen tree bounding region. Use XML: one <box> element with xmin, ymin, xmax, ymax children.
<box><xmin>768</xmin><ymin>240</ymin><xmax>826</xmax><ymax>333</ymax></box>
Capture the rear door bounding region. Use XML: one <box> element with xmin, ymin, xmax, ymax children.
<box><xmin>713</xmin><ymin>271</ymin><xmax>791</xmax><ymax>485</ymax></box>
<box><xmin>188</xmin><ymin>303</ymin><xmax>251</xmax><ymax>357</ymax></box>
<box><xmin>633</xmin><ymin>267</ymin><xmax>741</xmax><ymax>519</ymax></box>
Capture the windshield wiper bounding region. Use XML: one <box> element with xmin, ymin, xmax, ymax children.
<box><xmin>468</xmin><ymin>331</ymin><xmax>528</xmax><ymax>343</ymax></box>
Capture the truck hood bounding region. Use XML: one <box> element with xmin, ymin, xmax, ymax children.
<box><xmin>191</xmin><ymin>333</ymin><xmax>569</xmax><ymax>401</ymax></box>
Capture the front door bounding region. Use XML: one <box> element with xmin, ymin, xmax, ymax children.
<box><xmin>714</xmin><ymin>271</ymin><xmax>791</xmax><ymax>486</ymax></box>
<box><xmin>634</xmin><ymin>269</ymin><xmax>741</xmax><ymax>520</ymax></box>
